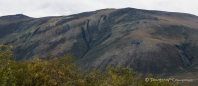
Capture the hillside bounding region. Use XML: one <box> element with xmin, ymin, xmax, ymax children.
<box><xmin>0</xmin><ymin>8</ymin><xmax>198</xmax><ymax>80</ymax></box>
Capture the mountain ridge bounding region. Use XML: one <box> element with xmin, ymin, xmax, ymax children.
<box><xmin>0</xmin><ymin>8</ymin><xmax>198</xmax><ymax>81</ymax></box>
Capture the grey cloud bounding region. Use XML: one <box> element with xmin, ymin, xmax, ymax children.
<box><xmin>0</xmin><ymin>0</ymin><xmax>198</xmax><ymax>18</ymax></box>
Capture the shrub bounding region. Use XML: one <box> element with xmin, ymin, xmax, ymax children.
<box><xmin>0</xmin><ymin>44</ymin><xmax>188</xmax><ymax>86</ymax></box>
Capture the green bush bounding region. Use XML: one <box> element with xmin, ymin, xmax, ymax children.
<box><xmin>0</xmin><ymin>44</ymin><xmax>188</xmax><ymax>86</ymax></box>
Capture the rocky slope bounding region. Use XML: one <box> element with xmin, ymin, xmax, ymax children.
<box><xmin>1</xmin><ymin>8</ymin><xmax>198</xmax><ymax>78</ymax></box>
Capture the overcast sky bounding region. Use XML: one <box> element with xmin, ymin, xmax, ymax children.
<box><xmin>0</xmin><ymin>0</ymin><xmax>198</xmax><ymax>18</ymax></box>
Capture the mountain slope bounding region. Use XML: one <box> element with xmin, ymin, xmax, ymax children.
<box><xmin>0</xmin><ymin>8</ymin><xmax>198</xmax><ymax>78</ymax></box>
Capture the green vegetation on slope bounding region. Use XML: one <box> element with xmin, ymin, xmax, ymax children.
<box><xmin>0</xmin><ymin>44</ymin><xmax>187</xmax><ymax>86</ymax></box>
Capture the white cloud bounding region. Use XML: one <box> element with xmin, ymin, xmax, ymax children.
<box><xmin>0</xmin><ymin>0</ymin><xmax>198</xmax><ymax>18</ymax></box>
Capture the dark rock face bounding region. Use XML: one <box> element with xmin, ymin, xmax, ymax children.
<box><xmin>129</xmin><ymin>40</ymin><xmax>141</xmax><ymax>46</ymax></box>
<box><xmin>1</xmin><ymin>8</ymin><xmax>198</xmax><ymax>77</ymax></box>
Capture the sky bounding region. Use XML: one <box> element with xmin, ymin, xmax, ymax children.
<box><xmin>0</xmin><ymin>0</ymin><xmax>198</xmax><ymax>18</ymax></box>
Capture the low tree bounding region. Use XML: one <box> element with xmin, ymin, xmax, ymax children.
<box><xmin>0</xmin><ymin>44</ymin><xmax>188</xmax><ymax>86</ymax></box>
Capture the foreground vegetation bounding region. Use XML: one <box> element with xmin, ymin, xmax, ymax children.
<box><xmin>0</xmin><ymin>44</ymin><xmax>188</xmax><ymax>86</ymax></box>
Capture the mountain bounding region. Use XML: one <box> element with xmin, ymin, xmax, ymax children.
<box><xmin>0</xmin><ymin>14</ymin><xmax>31</xmax><ymax>25</ymax></box>
<box><xmin>1</xmin><ymin>8</ymin><xmax>198</xmax><ymax>79</ymax></box>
